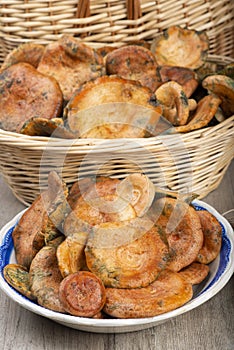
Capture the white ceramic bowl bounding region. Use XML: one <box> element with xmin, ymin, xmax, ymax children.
<box><xmin>0</xmin><ymin>199</ymin><xmax>233</xmax><ymax>333</ymax></box>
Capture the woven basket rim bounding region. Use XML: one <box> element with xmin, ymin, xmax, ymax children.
<box><xmin>0</xmin><ymin>115</ymin><xmax>233</xmax><ymax>150</ymax></box>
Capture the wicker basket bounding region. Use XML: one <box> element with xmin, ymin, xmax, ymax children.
<box><xmin>0</xmin><ymin>1</ymin><xmax>234</xmax><ymax>206</ymax></box>
<box><xmin>0</xmin><ymin>88</ymin><xmax>233</xmax><ymax>206</ymax></box>
<box><xmin>0</xmin><ymin>0</ymin><xmax>234</xmax><ymax>58</ymax></box>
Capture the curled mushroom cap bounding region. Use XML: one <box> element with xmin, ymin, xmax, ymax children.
<box><xmin>20</xmin><ymin>117</ymin><xmax>76</xmax><ymax>139</ymax></box>
<box><xmin>56</xmin><ymin>232</ymin><xmax>89</xmax><ymax>278</ymax></box>
<box><xmin>103</xmin><ymin>269</ymin><xmax>193</xmax><ymax>318</ymax></box>
<box><xmin>116</xmin><ymin>173</ymin><xmax>155</xmax><ymax>217</ymax></box>
<box><xmin>3</xmin><ymin>264</ymin><xmax>36</xmax><ymax>300</ymax></box>
<box><xmin>157</xmin><ymin>65</ymin><xmax>199</xmax><ymax>97</ymax></box>
<box><xmin>63</xmin><ymin>176</ymin><xmax>137</xmax><ymax>237</ymax></box>
<box><xmin>175</xmin><ymin>94</ymin><xmax>221</xmax><ymax>133</ymax></box>
<box><xmin>196</xmin><ymin>210</ymin><xmax>222</xmax><ymax>264</ymax></box>
<box><xmin>0</xmin><ymin>62</ymin><xmax>63</xmax><ymax>133</ymax></box>
<box><xmin>85</xmin><ymin>218</ymin><xmax>170</xmax><ymax>288</ymax></box>
<box><xmin>65</xmin><ymin>76</ymin><xmax>162</xmax><ymax>138</ymax></box>
<box><xmin>202</xmin><ymin>74</ymin><xmax>234</xmax><ymax>117</ymax></box>
<box><xmin>151</xmin><ymin>26</ymin><xmax>209</xmax><ymax>69</ymax></box>
<box><xmin>37</xmin><ymin>35</ymin><xmax>104</xmax><ymax>101</ymax></box>
<box><xmin>155</xmin><ymin>81</ymin><xmax>189</xmax><ymax>126</ymax></box>
<box><xmin>178</xmin><ymin>262</ymin><xmax>210</xmax><ymax>285</ymax></box>
<box><xmin>153</xmin><ymin>197</ymin><xmax>204</xmax><ymax>272</ymax></box>
<box><xmin>1</xmin><ymin>42</ymin><xmax>45</xmax><ymax>69</ymax></box>
<box><xmin>29</xmin><ymin>245</ymin><xmax>65</xmax><ymax>312</ymax></box>
<box><xmin>105</xmin><ymin>45</ymin><xmax>160</xmax><ymax>92</ymax></box>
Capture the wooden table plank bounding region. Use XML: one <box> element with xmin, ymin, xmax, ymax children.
<box><xmin>0</xmin><ymin>161</ymin><xmax>233</xmax><ymax>350</ymax></box>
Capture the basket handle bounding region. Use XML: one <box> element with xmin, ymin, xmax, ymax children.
<box><xmin>74</xmin><ymin>0</ymin><xmax>142</xmax><ymax>37</ymax></box>
<box><xmin>126</xmin><ymin>0</ymin><xmax>142</xmax><ymax>20</ymax></box>
<box><xmin>75</xmin><ymin>0</ymin><xmax>142</xmax><ymax>22</ymax></box>
<box><xmin>76</xmin><ymin>0</ymin><xmax>90</xmax><ymax>20</ymax></box>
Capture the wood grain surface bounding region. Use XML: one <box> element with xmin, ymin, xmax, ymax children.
<box><xmin>0</xmin><ymin>161</ymin><xmax>233</xmax><ymax>350</ymax></box>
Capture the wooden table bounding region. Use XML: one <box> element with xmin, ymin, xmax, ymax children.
<box><xmin>0</xmin><ymin>162</ymin><xmax>233</xmax><ymax>350</ymax></box>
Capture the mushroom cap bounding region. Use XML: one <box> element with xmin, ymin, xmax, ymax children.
<box><xmin>202</xmin><ymin>74</ymin><xmax>234</xmax><ymax>117</ymax></box>
<box><xmin>151</xmin><ymin>26</ymin><xmax>209</xmax><ymax>69</ymax></box>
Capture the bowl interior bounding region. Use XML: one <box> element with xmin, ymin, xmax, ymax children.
<box><xmin>0</xmin><ymin>200</ymin><xmax>233</xmax><ymax>333</ymax></box>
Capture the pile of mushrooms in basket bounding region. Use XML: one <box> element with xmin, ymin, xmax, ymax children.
<box><xmin>0</xmin><ymin>25</ymin><xmax>233</xmax><ymax>138</ymax></box>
